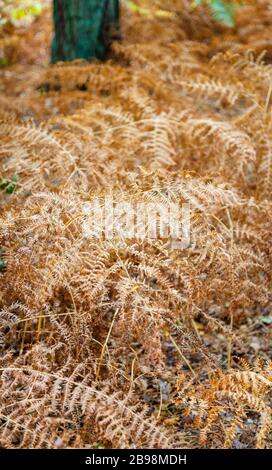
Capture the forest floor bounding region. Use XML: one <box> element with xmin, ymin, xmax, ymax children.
<box><xmin>0</xmin><ymin>1</ymin><xmax>271</xmax><ymax>449</ymax></box>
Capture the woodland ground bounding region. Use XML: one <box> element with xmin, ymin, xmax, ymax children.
<box><xmin>0</xmin><ymin>1</ymin><xmax>271</xmax><ymax>449</ymax></box>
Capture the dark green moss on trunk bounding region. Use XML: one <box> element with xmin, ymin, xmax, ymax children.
<box><xmin>52</xmin><ymin>0</ymin><xmax>120</xmax><ymax>63</ymax></box>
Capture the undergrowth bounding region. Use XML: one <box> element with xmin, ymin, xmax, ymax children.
<box><xmin>0</xmin><ymin>0</ymin><xmax>271</xmax><ymax>449</ymax></box>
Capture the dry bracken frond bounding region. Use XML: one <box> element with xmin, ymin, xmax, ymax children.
<box><xmin>0</xmin><ymin>0</ymin><xmax>272</xmax><ymax>450</ymax></box>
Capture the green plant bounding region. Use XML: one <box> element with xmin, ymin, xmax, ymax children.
<box><xmin>192</xmin><ymin>0</ymin><xmax>242</xmax><ymax>27</ymax></box>
<box><xmin>0</xmin><ymin>175</ymin><xmax>18</xmax><ymax>194</ymax></box>
<box><xmin>0</xmin><ymin>247</ymin><xmax>6</xmax><ymax>273</ymax></box>
<box><xmin>125</xmin><ymin>1</ymin><xmax>243</xmax><ymax>26</ymax></box>
<box><xmin>0</xmin><ymin>0</ymin><xmax>45</xmax><ymax>27</ymax></box>
<box><xmin>124</xmin><ymin>1</ymin><xmax>175</xmax><ymax>19</ymax></box>
<box><xmin>0</xmin><ymin>1</ymin><xmax>47</xmax><ymax>67</ymax></box>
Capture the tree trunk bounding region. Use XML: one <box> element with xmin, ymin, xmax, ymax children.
<box><xmin>52</xmin><ymin>0</ymin><xmax>120</xmax><ymax>63</ymax></box>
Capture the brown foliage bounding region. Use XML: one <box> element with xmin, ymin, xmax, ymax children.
<box><xmin>0</xmin><ymin>0</ymin><xmax>271</xmax><ymax>449</ymax></box>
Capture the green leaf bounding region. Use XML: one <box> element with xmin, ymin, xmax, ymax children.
<box><xmin>0</xmin><ymin>175</ymin><xmax>18</xmax><ymax>194</ymax></box>
<box><xmin>0</xmin><ymin>180</ymin><xmax>9</xmax><ymax>191</ymax></box>
<box><xmin>0</xmin><ymin>258</ymin><xmax>6</xmax><ymax>273</ymax></box>
<box><xmin>210</xmin><ymin>0</ymin><xmax>235</xmax><ymax>27</ymax></box>
<box><xmin>126</xmin><ymin>1</ymin><xmax>149</xmax><ymax>16</ymax></box>
<box><xmin>0</xmin><ymin>57</ymin><xmax>9</xmax><ymax>66</ymax></box>
<box><xmin>260</xmin><ymin>316</ymin><xmax>272</xmax><ymax>325</ymax></box>
<box><xmin>191</xmin><ymin>0</ymin><xmax>240</xmax><ymax>27</ymax></box>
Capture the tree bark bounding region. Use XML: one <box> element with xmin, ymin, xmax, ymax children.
<box><xmin>52</xmin><ymin>0</ymin><xmax>120</xmax><ymax>63</ymax></box>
